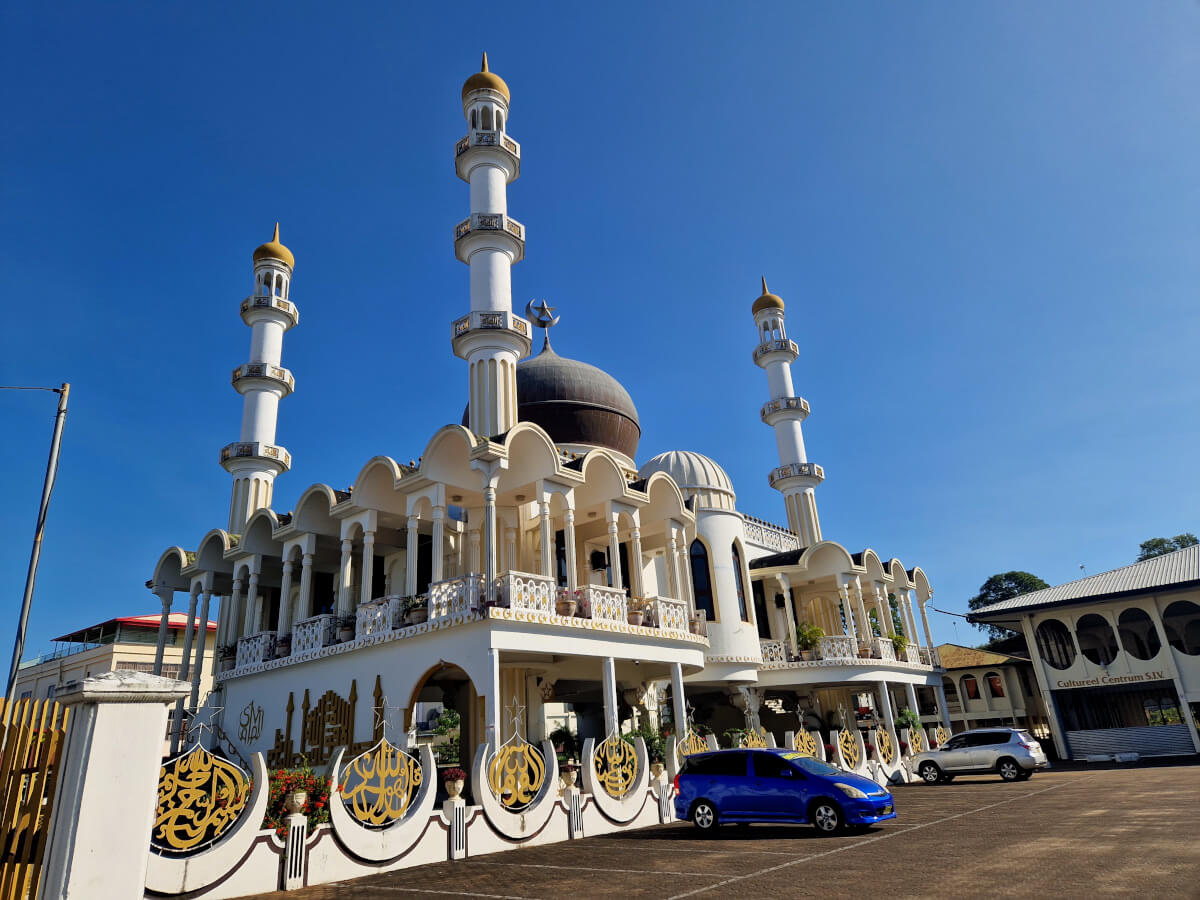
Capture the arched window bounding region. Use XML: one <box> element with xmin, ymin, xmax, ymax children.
<box><xmin>731</xmin><ymin>542</ymin><xmax>749</xmax><ymax>622</ymax></box>
<box><xmin>961</xmin><ymin>674</ymin><xmax>980</xmax><ymax>701</ymax></box>
<box><xmin>690</xmin><ymin>540</ymin><xmax>715</xmax><ymax>622</ymax></box>
<box><xmin>1035</xmin><ymin>618</ymin><xmax>1076</xmax><ymax>670</ymax></box>
<box><xmin>1162</xmin><ymin>600</ymin><xmax>1200</xmax><ymax>655</ymax></box>
<box><xmin>1076</xmin><ymin>613</ymin><xmax>1119</xmax><ymax>666</ymax></box>
<box><xmin>941</xmin><ymin>677</ymin><xmax>959</xmax><ymax>706</ymax></box>
<box><xmin>1118</xmin><ymin>608</ymin><xmax>1161</xmax><ymax>660</ymax></box>
<box><xmin>985</xmin><ymin>672</ymin><xmax>1005</xmax><ymax>699</ymax></box>
<box><xmin>470</xmin><ymin>109</ymin><xmax>477</xmax><ymax>129</ymax></box>
<box><xmin>496</xmin><ymin>111</ymin><xmax>504</xmax><ymax>131</ymax></box>
<box><xmin>482</xmin><ymin>106</ymin><xmax>493</xmax><ymax>130</ymax></box>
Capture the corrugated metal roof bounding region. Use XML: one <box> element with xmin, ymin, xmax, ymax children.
<box><xmin>970</xmin><ymin>544</ymin><xmax>1200</xmax><ymax>619</ymax></box>
<box><xmin>937</xmin><ymin>643</ymin><xmax>1028</xmax><ymax>669</ymax></box>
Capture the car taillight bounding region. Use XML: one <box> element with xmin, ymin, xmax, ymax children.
<box><xmin>672</xmin><ymin>774</ymin><xmax>680</xmax><ymax>793</ymax></box>
<box><xmin>1019</xmin><ymin>741</ymin><xmax>1034</xmax><ymax>749</ymax></box>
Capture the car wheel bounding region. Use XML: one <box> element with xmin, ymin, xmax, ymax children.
<box><xmin>1015</xmin><ymin>769</ymin><xmax>1033</xmax><ymax>781</ymax></box>
<box><xmin>810</xmin><ymin>800</ymin><xmax>844</xmax><ymax>835</ymax></box>
<box><xmin>691</xmin><ymin>800</ymin><xmax>718</xmax><ymax>832</ymax></box>
<box><xmin>918</xmin><ymin>761</ymin><xmax>942</xmax><ymax>784</ymax></box>
<box><xmin>997</xmin><ymin>758</ymin><xmax>1022</xmax><ymax>782</ymax></box>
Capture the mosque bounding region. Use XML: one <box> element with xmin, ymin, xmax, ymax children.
<box><xmin>148</xmin><ymin>56</ymin><xmax>948</xmax><ymax>775</ymax></box>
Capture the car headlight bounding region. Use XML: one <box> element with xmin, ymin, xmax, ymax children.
<box><xmin>834</xmin><ymin>783</ymin><xmax>868</xmax><ymax>799</ymax></box>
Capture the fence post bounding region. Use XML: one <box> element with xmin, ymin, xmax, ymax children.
<box><xmin>37</xmin><ymin>671</ymin><xmax>189</xmax><ymax>900</ymax></box>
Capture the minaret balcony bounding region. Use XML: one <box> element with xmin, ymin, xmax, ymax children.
<box><xmin>240</xmin><ymin>295</ymin><xmax>299</xmax><ymax>328</ymax></box>
<box><xmin>219</xmin><ymin>441</ymin><xmax>292</xmax><ymax>472</ymax></box>
<box><xmin>453</xmin><ymin>213</ymin><xmax>525</xmax><ymax>263</ymax></box>
<box><xmin>760</xmin><ymin>396</ymin><xmax>810</xmax><ymax>425</ymax></box>
<box><xmin>768</xmin><ymin>461</ymin><xmax>824</xmax><ymax>489</ymax></box>
<box><xmin>455</xmin><ymin>130</ymin><xmax>521</xmax><ymax>181</ymax></box>
<box><xmin>450</xmin><ymin>309</ymin><xmax>533</xmax><ymax>359</ymax></box>
<box><xmin>752</xmin><ymin>338</ymin><xmax>799</xmax><ymax>366</ymax></box>
<box><xmin>231</xmin><ymin>363</ymin><xmax>295</xmax><ymax>396</ymax></box>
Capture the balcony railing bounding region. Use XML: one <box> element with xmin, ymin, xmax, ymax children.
<box><xmin>903</xmin><ymin>645</ymin><xmax>920</xmax><ymax>664</ymax></box>
<box><xmin>817</xmin><ymin>635</ymin><xmax>858</xmax><ymax>660</ymax></box>
<box><xmin>496</xmin><ymin>571</ymin><xmax>555</xmax><ymax>614</ymax></box>
<box><xmin>646</xmin><ymin>596</ymin><xmax>689</xmax><ymax>633</ymax></box>
<box><xmin>767</xmin><ymin>462</ymin><xmax>824</xmax><ymax>488</ymax></box>
<box><xmin>871</xmin><ymin>637</ymin><xmax>896</xmax><ymax>661</ymax></box>
<box><xmin>579</xmin><ymin>585</ymin><xmax>628</xmax><ymax>623</ymax></box>
<box><xmin>235</xmin><ymin>631</ymin><xmax>276</xmax><ymax>667</ymax></box>
<box><xmin>429</xmin><ymin>574</ymin><xmax>485</xmax><ymax>620</ymax></box>
<box><xmin>356</xmin><ymin>596</ymin><xmax>400</xmax><ymax>637</ymax></box>
<box><xmin>752</xmin><ymin>338</ymin><xmax>799</xmax><ymax>363</ymax></box>
<box><xmin>292</xmin><ymin>614</ymin><xmax>336</xmax><ymax>653</ymax></box>
<box><xmin>760</xmin><ymin>639</ymin><xmax>788</xmax><ymax>664</ymax></box>
<box><xmin>760</xmin><ymin>396</ymin><xmax>810</xmax><ymax>423</ymax></box>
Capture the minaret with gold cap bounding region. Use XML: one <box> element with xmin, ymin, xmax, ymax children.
<box><xmin>452</xmin><ymin>53</ymin><xmax>531</xmax><ymax>436</ymax></box>
<box><xmin>220</xmin><ymin>223</ymin><xmax>298</xmax><ymax>533</ymax></box>
<box><xmin>752</xmin><ymin>278</ymin><xmax>824</xmax><ymax>545</ymax></box>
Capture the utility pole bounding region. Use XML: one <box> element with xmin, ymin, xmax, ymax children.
<box><xmin>6</xmin><ymin>383</ymin><xmax>70</xmax><ymax>699</ymax></box>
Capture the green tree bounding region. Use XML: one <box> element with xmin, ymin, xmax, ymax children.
<box><xmin>969</xmin><ymin>572</ymin><xmax>1050</xmax><ymax>641</ymax></box>
<box><xmin>1136</xmin><ymin>534</ymin><xmax>1198</xmax><ymax>561</ymax></box>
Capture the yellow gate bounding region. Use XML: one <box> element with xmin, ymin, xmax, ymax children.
<box><xmin>0</xmin><ymin>698</ymin><xmax>69</xmax><ymax>900</ymax></box>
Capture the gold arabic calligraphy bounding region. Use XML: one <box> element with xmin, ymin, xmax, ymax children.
<box><xmin>487</xmin><ymin>738</ymin><xmax>546</xmax><ymax>810</ymax></box>
<box><xmin>153</xmin><ymin>745</ymin><xmax>250</xmax><ymax>853</ymax></box>
<box><xmin>593</xmin><ymin>735</ymin><xmax>637</xmax><ymax>799</ymax></box>
<box><xmin>341</xmin><ymin>739</ymin><xmax>423</xmax><ymax>826</ymax></box>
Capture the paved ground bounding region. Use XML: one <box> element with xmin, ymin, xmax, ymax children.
<box><xmin>245</xmin><ymin>764</ymin><xmax>1200</xmax><ymax>899</ymax></box>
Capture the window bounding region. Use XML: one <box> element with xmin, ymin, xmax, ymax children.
<box><xmin>690</xmin><ymin>540</ymin><xmax>715</xmax><ymax>621</ymax></box>
<box><xmin>985</xmin><ymin>672</ymin><xmax>1005</xmax><ymax>699</ymax></box>
<box><xmin>1075</xmin><ymin>613</ymin><xmax>1119</xmax><ymax>666</ymax></box>
<box><xmin>961</xmin><ymin>675</ymin><xmax>980</xmax><ymax>701</ymax></box>
<box><xmin>945</xmin><ymin>735</ymin><xmax>969</xmax><ymax>751</ymax></box>
<box><xmin>941</xmin><ymin>677</ymin><xmax>959</xmax><ymax>704</ymax></box>
<box><xmin>683</xmin><ymin>751</ymin><xmax>747</xmax><ymax>777</ymax></box>
<box><xmin>1035</xmin><ymin>619</ymin><xmax>1077</xmax><ymax>670</ymax></box>
<box><xmin>731</xmin><ymin>542</ymin><xmax>749</xmax><ymax>622</ymax></box>
<box><xmin>751</xmin><ymin>752</ymin><xmax>793</xmax><ymax>778</ymax></box>
<box><xmin>1118</xmin><ymin>608</ymin><xmax>1161</xmax><ymax>660</ymax></box>
<box><xmin>1162</xmin><ymin>600</ymin><xmax>1200</xmax><ymax>656</ymax></box>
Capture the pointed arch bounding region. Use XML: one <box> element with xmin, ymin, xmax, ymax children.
<box><xmin>293</xmin><ymin>484</ymin><xmax>341</xmax><ymax>536</ymax></box>
<box><xmin>151</xmin><ymin>546</ymin><xmax>192</xmax><ymax>589</ymax></box>
<box><xmin>798</xmin><ymin>540</ymin><xmax>857</xmax><ymax>579</ymax></box>
<box><xmin>351</xmin><ymin>456</ymin><xmax>407</xmax><ymax>511</ymax></box>
<box><xmin>195</xmin><ymin>529</ymin><xmax>237</xmax><ymax>573</ymax></box>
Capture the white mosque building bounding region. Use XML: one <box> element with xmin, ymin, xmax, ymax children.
<box><xmin>148</xmin><ymin>55</ymin><xmax>948</xmax><ymax>777</ymax></box>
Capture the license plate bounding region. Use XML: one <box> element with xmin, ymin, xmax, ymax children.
<box><xmin>882</xmin><ymin>804</ymin><xmax>893</xmax><ymax>814</ymax></box>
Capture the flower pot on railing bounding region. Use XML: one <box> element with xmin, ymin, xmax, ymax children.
<box><xmin>275</xmin><ymin>635</ymin><xmax>291</xmax><ymax>659</ymax></box>
<box><xmin>442</xmin><ymin>767</ymin><xmax>467</xmax><ymax>799</ymax></box>
<box><xmin>556</xmin><ymin>594</ymin><xmax>577</xmax><ymax>617</ymax></box>
<box><xmin>407</xmin><ymin>606</ymin><xmax>429</xmax><ymax>626</ymax></box>
<box><xmin>336</xmin><ymin>616</ymin><xmax>356</xmax><ymax>642</ymax></box>
<box><xmin>627</xmin><ymin>610</ymin><xmax>645</xmax><ymax>627</ymax></box>
<box><xmin>284</xmin><ymin>790</ymin><xmax>307</xmax><ymax>815</ymax></box>
<box><xmin>561</xmin><ymin>765</ymin><xmax>578</xmax><ymax>789</ymax></box>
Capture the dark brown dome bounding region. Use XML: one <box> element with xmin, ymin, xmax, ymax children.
<box><xmin>462</xmin><ymin>341</ymin><xmax>640</xmax><ymax>458</ymax></box>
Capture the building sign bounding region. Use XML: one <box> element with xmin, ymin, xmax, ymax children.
<box><xmin>1055</xmin><ymin>670</ymin><xmax>1169</xmax><ymax>690</ymax></box>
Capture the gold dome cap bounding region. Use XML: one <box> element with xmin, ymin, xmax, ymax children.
<box><xmin>252</xmin><ymin>222</ymin><xmax>294</xmax><ymax>268</ymax></box>
<box><xmin>462</xmin><ymin>52</ymin><xmax>510</xmax><ymax>103</ymax></box>
<box><xmin>752</xmin><ymin>276</ymin><xmax>784</xmax><ymax>314</ymax></box>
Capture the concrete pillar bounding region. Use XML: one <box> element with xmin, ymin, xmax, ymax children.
<box><xmin>918</xmin><ymin>598</ymin><xmax>935</xmax><ymax>651</ymax></box>
<box><xmin>873</xmin><ymin>584</ymin><xmax>891</xmax><ymax>637</ymax></box>
<box><xmin>432</xmin><ymin>506</ymin><xmax>446</xmax><ymax>582</ymax></box>
<box><xmin>665</xmin><ymin>533</ymin><xmax>679</xmax><ymax>603</ymax></box>
<box><xmin>360</xmin><ymin>530</ymin><xmax>375</xmax><ymax>604</ymax></box>
<box><xmin>934</xmin><ymin>683</ymin><xmax>952</xmax><ymax>731</ymax></box>
<box><xmin>904</xmin><ymin>590</ymin><xmax>920</xmax><ymax>644</ymax></box>
<box><xmin>483</xmin><ymin>484</ymin><xmax>497</xmax><ymax>602</ymax></box>
<box><xmin>563</xmin><ymin>508</ymin><xmax>578</xmax><ymax>592</ymax></box>
<box><xmin>838</xmin><ymin>581</ymin><xmax>858</xmax><ymax>641</ymax></box>
<box><xmin>298</xmin><ymin>553</ymin><xmax>313</xmax><ymax>620</ymax></box>
<box><xmin>539</xmin><ymin>500</ymin><xmax>552</xmax><ymax>577</ymax></box>
<box><xmin>277</xmin><ymin>560</ymin><xmax>295</xmax><ymax>639</ymax></box>
<box><xmin>602</xmin><ymin>657</ymin><xmax>619</xmax><ymax>735</ymax></box>
<box><xmin>877</xmin><ymin>682</ymin><xmax>896</xmax><ymax>734</ymax></box>
<box><xmin>39</xmin><ymin>672</ymin><xmax>190</xmax><ymax>900</ymax></box>
<box><xmin>670</xmin><ymin>663</ymin><xmax>688</xmax><ymax>735</ymax></box>
<box><xmin>630</xmin><ymin>527</ymin><xmax>645</xmax><ymax>598</ymax></box>
<box><xmin>226</xmin><ymin>578</ymin><xmax>243</xmax><ymax>646</ymax></box>
<box><xmin>675</xmin><ymin>529</ymin><xmax>693</xmax><ymax>609</ymax></box>
<box><xmin>853</xmin><ymin>578</ymin><xmax>872</xmax><ymax>640</ymax></box>
<box><xmin>404</xmin><ymin>520</ymin><xmax>418</xmax><ymax>598</ymax></box>
<box><xmin>151</xmin><ymin>586</ymin><xmax>173</xmax><ymax>675</ymax></box>
<box><xmin>487</xmin><ymin>648</ymin><xmax>501</xmax><ymax>750</ymax></box>
<box><xmin>904</xmin><ymin>682</ymin><xmax>920</xmax><ymax>716</ymax></box>
<box><xmin>171</xmin><ymin>589</ymin><xmax>199</xmax><ymax>752</ymax></box>
<box><xmin>187</xmin><ymin>583</ymin><xmax>212</xmax><ymax>717</ymax></box>
<box><xmin>244</xmin><ymin>571</ymin><xmax>261</xmax><ymax>635</ymax></box>
<box><xmin>504</xmin><ymin>527</ymin><xmax>517</xmax><ymax>574</ymax></box>
<box><xmin>607</xmin><ymin>519</ymin><xmax>622</xmax><ymax>591</ymax></box>
<box><xmin>469</xmin><ymin>527</ymin><xmax>481</xmax><ymax>575</ymax></box>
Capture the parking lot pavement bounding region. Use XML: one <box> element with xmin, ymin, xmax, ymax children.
<box><xmin>243</xmin><ymin>764</ymin><xmax>1200</xmax><ymax>900</ymax></box>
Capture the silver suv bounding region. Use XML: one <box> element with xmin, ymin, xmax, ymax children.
<box><xmin>912</xmin><ymin>728</ymin><xmax>1049</xmax><ymax>783</ymax></box>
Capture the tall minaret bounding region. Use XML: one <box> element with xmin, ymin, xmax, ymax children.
<box><xmin>452</xmin><ymin>53</ymin><xmax>531</xmax><ymax>436</ymax></box>
<box><xmin>752</xmin><ymin>278</ymin><xmax>824</xmax><ymax>545</ymax></box>
<box><xmin>220</xmin><ymin>224</ymin><xmax>297</xmax><ymax>533</ymax></box>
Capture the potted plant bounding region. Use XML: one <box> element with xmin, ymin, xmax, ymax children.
<box><xmin>649</xmin><ymin>757</ymin><xmax>665</xmax><ymax>780</ymax></box>
<box><xmin>442</xmin><ymin>767</ymin><xmax>467</xmax><ymax>799</ymax></box>
<box><xmin>890</xmin><ymin>632</ymin><xmax>909</xmax><ymax>659</ymax></box>
<box><xmin>218</xmin><ymin>644</ymin><xmax>236</xmax><ymax>671</ymax></box>
<box><xmin>555</xmin><ymin>588</ymin><xmax>577</xmax><ymax>618</ymax></box>
<box><xmin>335</xmin><ymin>614</ymin><xmax>356</xmax><ymax>642</ymax></box>
<box><xmin>275</xmin><ymin>633</ymin><xmax>291</xmax><ymax>659</ymax></box>
<box><xmin>627</xmin><ymin>598</ymin><xmax>646</xmax><ymax>627</ymax></box>
<box><xmin>795</xmin><ymin>622</ymin><xmax>825</xmax><ymax>661</ymax></box>
<box><xmin>560</xmin><ymin>763</ymin><xmax>578</xmax><ymax>789</ymax></box>
<box><xmin>408</xmin><ymin>596</ymin><xmax>429</xmax><ymax>625</ymax></box>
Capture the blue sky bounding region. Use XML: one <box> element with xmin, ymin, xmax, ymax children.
<box><xmin>2</xmin><ymin>2</ymin><xmax>1198</xmax><ymax>659</ymax></box>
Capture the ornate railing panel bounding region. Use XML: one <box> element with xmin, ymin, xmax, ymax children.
<box><xmin>235</xmin><ymin>631</ymin><xmax>276</xmax><ymax>668</ymax></box>
<box><xmin>648</xmin><ymin>596</ymin><xmax>688</xmax><ymax>633</ymax></box>
<box><xmin>759</xmin><ymin>639</ymin><xmax>787</xmax><ymax>663</ymax></box>
<box><xmin>497</xmin><ymin>571</ymin><xmax>555</xmax><ymax>614</ymax></box>
<box><xmin>580</xmin><ymin>585</ymin><xmax>628</xmax><ymax>623</ymax></box>
<box><xmin>341</xmin><ymin>738</ymin><xmax>423</xmax><ymax>827</ymax></box>
<box><xmin>816</xmin><ymin>635</ymin><xmax>857</xmax><ymax>660</ymax></box>
<box><xmin>152</xmin><ymin>745</ymin><xmax>251</xmax><ymax>855</ymax></box>
<box><xmin>291</xmin><ymin>614</ymin><xmax>335</xmax><ymax>654</ymax></box>
<box><xmin>429</xmin><ymin>574</ymin><xmax>484</xmax><ymax>620</ymax></box>
<box><xmin>742</xmin><ymin>516</ymin><xmax>801</xmax><ymax>552</ymax></box>
<box><xmin>592</xmin><ymin>734</ymin><xmax>637</xmax><ymax>799</ymax></box>
<box><xmin>690</xmin><ymin>609</ymin><xmax>708</xmax><ymax>637</ymax></box>
<box><xmin>355</xmin><ymin>596</ymin><xmax>401</xmax><ymax>637</ymax></box>
<box><xmin>871</xmin><ymin>637</ymin><xmax>896</xmax><ymax>661</ymax></box>
<box><xmin>904</xmin><ymin>645</ymin><xmax>921</xmax><ymax>664</ymax></box>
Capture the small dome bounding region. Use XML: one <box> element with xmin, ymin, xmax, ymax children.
<box><xmin>462</xmin><ymin>52</ymin><xmax>510</xmax><ymax>104</ymax></box>
<box><xmin>752</xmin><ymin>276</ymin><xmax>784</xmax><ymax>315</ymax></box>
<box><xmin>253</xmin><ymin>223</ymin><xmax>294</xmax><ymax>268</ymax></box>
<box><xmin>639</xmin><ymin>451</ymin><xmax>737</xmax><ymax>511</ymax></box>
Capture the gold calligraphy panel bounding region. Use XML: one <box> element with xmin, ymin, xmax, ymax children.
<box><xmin>593</xmin><ymin>735</ymin><xmax>637</xmax><ymax>799</ymax></box>
<box><xmin>487</xmin><ymin>735</ymin><xmax>546</xmax><ymax>811</ymax></box>
<box><xmin>341</xmin><ymin>738</ymin><xmax>423</xmax><ymax>827</ymax></box>
<box><xmin>839</xmin><ymin>730</ymin><xmax>861</xmax><ymax>769</ymax></box>
<box><xmin>152</xmin><ymin>745</ymin><xmax>250</xmax><ymax>854</ymax></box>
<box><xmin>877</xmin><ymin>729</ymin><xmax>895</xmax><ymax>765</ymax></box>
<box><xmin>908</xmin><ymin>728</ymin><xmax>925</xmax><ymax>754</ymax></box>
<box><xmin>793</xmin><ymin>729</ymin><xmax>818</xmax><ymax>758</ymax></box>
<box><xmin>679</xmin><ymin>730</ymin><xmax>710</xmax><ymax>758</ymax></box>
<box><xmin>741</xmin><ymin>728</ymin><xmax>768</xmax><ymax>749</ymax></box>
<box><xmin>935</xmin><ymin>724</ymin><xmax>950</xmax><ymax>748</ymax></box>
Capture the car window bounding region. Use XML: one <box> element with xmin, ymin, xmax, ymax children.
<box><xmin>684</xmin><ymin>752</ymin><xmax>748</xmax><ymax>777</ymax></box>
<box><xmin>752</xmin><ymin>753</ymin><xmax>794</xmax><ymax>778</ymax></box>
<box><xmin>977</xmin><ymin>733</ymin><xmax>1009</xmax><ymax>746</ymax></box>
<box><xmin>790</xmin><ymin>756</ymin><xmax>841</xmax><ymax>777</ymax></box>
<box><xmin>946</xmin><ymin>735</ymin><xmax>969</xmax><ymax>750</ymax></box>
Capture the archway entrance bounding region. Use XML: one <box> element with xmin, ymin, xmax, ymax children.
<box><xmin>406</xmin><ymin>664</ymin><xmax>481</xmax><ymax>801</ymax></box>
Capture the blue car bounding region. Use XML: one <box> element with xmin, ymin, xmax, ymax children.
<box><xmin>673</xmin><ymin>748</ymin><xmax>897</xmax><ymax>835</ymax></box>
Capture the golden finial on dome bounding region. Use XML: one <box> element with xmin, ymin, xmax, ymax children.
<box><xmin>462</xmin><ymin>51</ymin><xmax>510</xmax><ymax>103</ymax></box>
<box><xmin>253</xmin><ymin>222</ymin><xmax>295</xmax><ymax>268</ymax></box>
<box><xmin>752</xmin><ymin>275</ymin><xmax>785</xmax><ymax>315</ymax></box>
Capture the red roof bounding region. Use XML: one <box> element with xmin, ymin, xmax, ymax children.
<box><xmin>53</xmin><ymin>613</ymin><xmax>217</xmax><ymax>643</ymax></box>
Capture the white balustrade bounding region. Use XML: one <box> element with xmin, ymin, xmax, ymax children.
<box><xmin>872</xmin><ymin>637</ymin><xmax>896</xmax><ymax>661</ymax></box>
<box><xmin>356</xmin><ymin>596</ymin><xmax>399</xmax><ymax>637</ymax></box>
<box><xmin>235</xmin><ymin>630</ymin><xmax>277</xmax><ymax>667</ymax></box>
<box><xmin>690</xmin><ymin>609</ymin><xmax>708</xmax><ymax>637</ymax></box>
<box><xmin>904</xmin><ymin>645</ymin><xmax>921</xmax><ymax>664</ymax></box>
<box><xmin>759</xmin><ymin>639</ymin><xmax>787</xmax><ymax>664</ymax></box>
<box><xmin>429</xmin><ymin>574</ymin><xmax>484</xmax><ymax>620</ymax></box>
<box><xmin>817</xmin><ymin>634</ymin><xmax>858</xmax><ymax>660</ymax></box>
<box><xmin>580</xmin><ymin>585</ymin><xmax>628</xmax><ymax>623</ymax></box>
<box><xmin>292</xmin><ymin>613</ymin><xmax>336</xmax><ymax>653</ymax></box>
<box><xmin>647</xmin><ymin>596</ymin><xmax>688</xmax><ymax>633</ymax></box>
<box><xmin>497</xmin><ymin>571</ymin><xmax>555</xmax><ymax>613</ymax></box>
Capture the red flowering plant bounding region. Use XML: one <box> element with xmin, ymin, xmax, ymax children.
<box><xmin>262</xmin><ymin>759</ymin><xmax>332</xmax><ymax>839</ymax></box>
<box><xmin>441</xmin><ymin>767</ymin><xmax>467</xmax><ymax>782</ymax></box>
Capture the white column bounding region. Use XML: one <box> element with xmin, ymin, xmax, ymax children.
<box><xmin>630</xmin><ymin>527</ymin><xmax>645</xmax><ymax>598</ymax></box>
<box><xmin>838</xmin><ymin>582</ymin><xmax>858</xmax><ymax>641</ymax></box>
<box><xmin>918</xmin><ymin>598</ymin><xmax>935</xmax><ymax>651</ymax></box>
<box><xmin>360</xmin><ymin>530</ymin><xmax>375</xmax><ymax>604</ymax></box>
<box><xmin>602</xmin><ymin>657</ymin><xmax>619</xmax><ymax>735</ymax></box>
<box><xmin>504</xmin><ymin>526</ymin><xmax>517</xmax><ymax>574</ymax></box>
<box><xmin>172</xmin><ymin>589</ymin><xmax>200</xmax><ymax>751</ymax></box>
<box><xmin>39</xmin><ymin>673</ymin><xmax>190</xmax><ymax>900</ymax></box>
<box><xmin>874</xmin><ymin>584</ymin><xmax>891</xmax><ymax>637</ymax></box>
<box><xmin>277</xmin><ymin>560</ymin><xmax>295</xmax><ymax>638</ymax></box>
<box><xmin>432</xmin><ymin>506</ymin><xmax>446</xmax><ymax>582</ymax></box>
<box><xmin>935</xmin><ymin>683</ymin><xmax>952</xmax><ymax>731</ymax></box>
<box><xmin>853</xmin><ymin>578</ymin><xmax>872</xmax><ymax>640</ymax></box>
<box><xmin>607</xmin><ymin>519</ymin><xmax>622</xmax><ymax>591</ymax></box>
<box><xmin>187</xmin><ymin>582</ymin><xmax>212</xmax><ymax>716</ymax></box>
<box><xmin>670</xmin><ymin>663</ymin><xmax>688</xmax><ymax>735</ymax></box>
<box><xmin>487</xmin><ymin>647</ymin><xmax>501</xmax><ymax>751</ymax></box>
<box><xmin>904</xmin><ymin>589</ymin><xmax>920</xmax><ymax>643</ymax></box>
<box><xmin>539</xmin><ymin>499</ymin><xmax>552</xmax><ymax>577</ymax></box>
<box><xmin>675</xmin><ymin>529</ymin><xmax>693</xmax><ymax>609</ymax></box>
<box><xmin>664</xmin><ymin>532</ymin><xmax>680</xmax><ymax>602</ymax></box>
<box><xmin>563</xmin><ymin>508</ymin><xmax>577</xmax><ymax>592</ymax></box>
<box><xmin>404</xmin><ymin>520</ymin><xmax>418</xmax><ymax>597</ymax></box>
<box><xmin>298</xmin><ymin>553</ymin><xmax>313</xmax><ymax>620</ymax></box>
<box><xmin>151</xmin><ymin>585</ymin><xmax>173</xmax><ymax>675</ymax></box>
<box><xmin>337</xmin><ymin>539</ymin><xmax>354</xmax><ymax>615</ymax></box>
<box><xmin>469</xmin><ymin>527</ymin><xmax>481</xmax><ymax>575</ymax></box>
<box><xmin>877</xmin><ymin>682</ymin><xmax>896</xmax><ymax>734</ymax></box>
<box><xmin>484</xmin><ymin>484</ymin><xmax>498</xmax><ymax>602</ymax></box>
<box><xmin>244</xmin><ymin>570</ymin><xmax>261</xmax><ymax>634</ymax></box>
<box><xmin>226</xmin><ymin>578</ymin><xmax>243</xmax><ymax>645</ymax></box>
<box><xmin>904</xmin><ymin>683</ymin><xmax>920</xmax><ymax>716</ymax></box>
